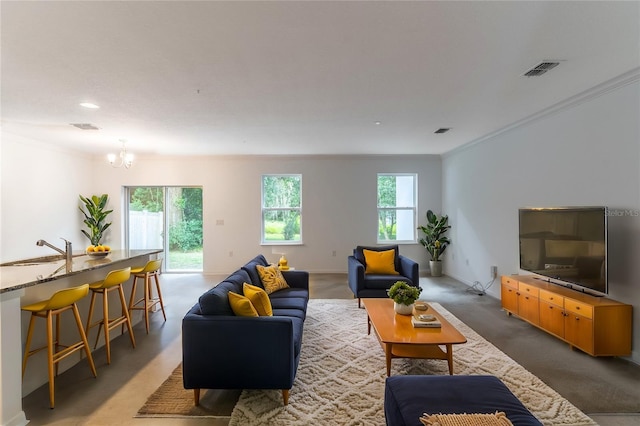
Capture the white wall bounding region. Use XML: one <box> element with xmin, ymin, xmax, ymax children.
<box><xmin>1</xmin><ymin>135</ymin><xmax>94</xmax><ymax>261</ymax></box>
<box><xmin>93</xmin><ymin>155</ymin><xmax>441</xmax><ymax>273</ymax></box>
<box><xmin>442</xmin><ymin>77</ymin><xmax>640</xmax><ymax>363</ymax></box>
<box><xmin>1</xmin><ymin>143</ymin><xmax>441</xmax><ymax>273</ymax></box>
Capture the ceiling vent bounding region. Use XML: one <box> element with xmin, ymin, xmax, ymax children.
<box><xmin>523</xmin><ymin>61</ymin><xmax>560</xmax><ymax>77</ymax></box>
<box><xmin>434</xmin><ymin>128</ymin><xmax>451</xmax><ymax>134</ymax></box>
<box><xmin>70</xmin><ymin>123</ymin><xmax>100</xmax><ymax>130</ymax></box>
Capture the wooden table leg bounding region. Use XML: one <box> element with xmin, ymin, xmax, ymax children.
<box><xmin>446</xmin><ymin>344</ymin><xmax>454</xmax><ymax>375</ymax></box>
<box><xmin>385</xmin><ymin>343</ymin><xmax>393</xmax><ymax>376</ymax></box>
<box><xmin>367</xmin><ymin>315</ymin><xmax>371</xmax><ymax>335</ymax></box>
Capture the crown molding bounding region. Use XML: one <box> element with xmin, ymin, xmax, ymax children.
<box><xmin>443</xmin><ymin>67</ymin><xmax>640</xmax><ymax>159</ymax></box>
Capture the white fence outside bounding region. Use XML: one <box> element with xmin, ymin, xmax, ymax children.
<box><xmin>129</xmin><ymin>210</ymin><xmax>163</xmax><ymax>249</ymax></box>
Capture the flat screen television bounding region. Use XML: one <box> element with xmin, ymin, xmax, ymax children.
<box><xmin>518</xmin><ymin>207</ymin><xmax>607</xmax><ymax>295</ymax></box>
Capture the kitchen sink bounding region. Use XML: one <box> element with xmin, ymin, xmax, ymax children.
<box><xmin>0</xmin><ymin>254</ymin><xmax>82</xmax><ymax>267</ymax></box>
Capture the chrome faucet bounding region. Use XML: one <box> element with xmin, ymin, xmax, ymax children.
<box><xmin>36</xmin><ymin>238</ymin><xmax>73</xmax><ymax>272</ymax></box>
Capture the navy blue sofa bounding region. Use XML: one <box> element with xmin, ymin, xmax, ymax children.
<box><xmin>384</xmin><ymin>375</ymin><xmax>542</xmax><ymax>426</ymax></box>
<box><xmin>348</xmin><ymin>245</ymin><xmax>419</xmax><ymax>307</ymax></box>
<box><xmin>182</xmin><ymin>254</ymin><xmax>309</xmax><ymax>405</ymax></box>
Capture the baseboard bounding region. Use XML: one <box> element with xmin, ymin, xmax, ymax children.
<box><xmin>432</xmin><ymin>271</ymin><xmax>501</xmax><ymax>300</ymax></box>
<box><xmin>202</xmin><ymin>270</ymin><xmax>349</xmax><ymax>276</ymax></box>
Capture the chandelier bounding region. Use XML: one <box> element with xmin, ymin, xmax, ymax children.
<box><xmin>107</xmin><ymin>139</ymin><xmax>134</xmax><ymax>169</ymax></box>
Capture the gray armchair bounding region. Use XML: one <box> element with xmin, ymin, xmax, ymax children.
<box><xmin>348</xmin><ymin>245</ymin><xmax>419</xmax><ymax>307</ymax></box>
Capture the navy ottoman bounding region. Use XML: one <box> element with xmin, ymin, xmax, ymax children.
<box><xmin>384</xmin><ymin>375</ymin><xmax>542</xmax><ymax>426</ymax></box>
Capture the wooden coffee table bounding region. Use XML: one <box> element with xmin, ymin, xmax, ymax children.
<box><xmin>362</xmin><ymin>298</ymin><xmax>467</xmax><ymax>376</ymax></box>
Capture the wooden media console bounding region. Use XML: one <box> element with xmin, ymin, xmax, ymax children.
<box><xmin>501</xmin><ymin>275</ymin><xmax>632</xmax><ymax>356</ymax></box>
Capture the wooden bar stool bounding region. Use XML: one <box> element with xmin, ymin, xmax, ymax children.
<box><xmin>85</xmin><ymin>267</ymin><xmax>136</xmax><ymax>364</ymax></box>
<box><xmin>128</xmin><ymin>258</ymin><xmax>166</xmax><ymax>334</ymax></box>
<box><xmin>22</xmin><ymin>283</ymin><xmax>97</xmax><ymax>408</ymax></box>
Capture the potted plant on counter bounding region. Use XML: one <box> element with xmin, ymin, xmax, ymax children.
<box><xmin>79</xmin><ymin>194</ymin><xmax>113</xmax><ymax>255</ymax></box>
<box><xmin>387</xmin><ymin>281</ymin><xmax>422</xmax><ymax>315</ymax></box>
<box><xmin>418</xmin><ymin>210</ymin><xmax>451</xmax><ymax>277</ymax></box>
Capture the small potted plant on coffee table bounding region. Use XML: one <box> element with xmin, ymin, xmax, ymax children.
<box><xmin>387</xmin><ymin>281</ymin><xmax>422</xmax><ymax>315</ymax></box>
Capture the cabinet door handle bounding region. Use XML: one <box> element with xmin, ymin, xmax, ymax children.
<box><xmin>575</xmin><ymin>317</ymin><xmax>580</xmax><ymax>320</ymax></box>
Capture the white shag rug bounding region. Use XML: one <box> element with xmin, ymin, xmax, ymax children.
<box><xmin>229</xmin><ymin>299</ymin><xmax>596</xmax><ymax>426</ymax></box>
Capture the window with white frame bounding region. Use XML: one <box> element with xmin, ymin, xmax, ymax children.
<box><xmin>262</xmin><ymin>174</ymin><xmax>302</xmax><ymax>244</ymax></box>
<box><xmin>377</xmin><ymin>173</ymin><xmax>417</xmax><ymax>243</ymax></box>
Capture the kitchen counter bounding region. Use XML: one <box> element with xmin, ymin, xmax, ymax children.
<box><xmin>0</xmin><ymin>249</ymin><xmax>163</xmax><ymax>293</ymax></box>
<box><xmin>0</xmin><ymin>248</ymin><xmax>162</xmax><ymax>426</ymax></box>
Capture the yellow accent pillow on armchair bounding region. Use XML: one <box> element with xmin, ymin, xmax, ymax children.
<box><xmin>363</xmin><ymin>249</ymin><xmax>399</xmax><ymax>275</ymax></box>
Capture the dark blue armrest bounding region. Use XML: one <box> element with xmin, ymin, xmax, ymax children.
<box><xmin>182</xmin><ymin>314</ymin><xmax>296</xmax><ymax>390</ymax></box>
<box><xmin>348</xmin><ymin>255</ymin><xmax>365</xmax><ymax>295</ymax></box>
<box><xmin>398</xmin><ymin>255</ymin><xmax>419</xmax><ymax>287</ymax></box>
<box><xmin>281</xmin><ymin>270</ymin><xmax>309</xmax><ymax>290</ymax></box>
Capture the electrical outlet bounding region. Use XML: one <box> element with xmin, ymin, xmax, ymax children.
<box><xmin>332</xmin><ymin>250</ymin><xmax>337</xmax><ymax>257</ymax></box>
<box><xmin>491</xmin><ymin>265</ymin><xmax>498</xmax><ymax>278</ymax></box>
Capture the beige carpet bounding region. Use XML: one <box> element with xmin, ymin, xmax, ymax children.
<box><xmin>138</xmin><ymin>299</ymin><xmax>596</xmax><ymax>425</ymax></box>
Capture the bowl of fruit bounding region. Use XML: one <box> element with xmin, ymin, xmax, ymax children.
<box><xmin>86</xmin><ymin>245</ymin><xmax>111</xmax><ymax>258</ymax></box>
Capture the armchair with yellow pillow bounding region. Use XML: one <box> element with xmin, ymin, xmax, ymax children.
<box><xmin>348</xmin><ymin>245</ymin><xmax>419</xmax><ymax>307</ymax></box>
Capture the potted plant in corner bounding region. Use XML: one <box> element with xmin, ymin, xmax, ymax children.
<box><xmin>418</xmin><ymin>209</ymin><xmax>451</xmax><ymax>277</ymax></box>
<box><xmin>387</xmin><ymin>281</ymin><xmax>422</xmax><ymax>315</ymax></box>
<box><xmin>79</xmin><ymin>194</ymin><xmax>113</xmax><ymax>255</ymax></box>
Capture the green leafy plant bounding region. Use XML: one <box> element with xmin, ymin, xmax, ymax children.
<box><xmin>79</xmin><ymin>194</ymin><xmax>113</xmax><ymax>246</ymax></box>
<box><xmin>418</xmin><ymin>210</ymin><xmax>451</xmax><ymax>261</ymax></box>
<box><xmin>387</xmin><ymin>281</ymin><xmax>422</xmax><ymax>305</ymax></box>
<box><xmin>283</xmin><ymin>215</ymin><xmax>300</xmax><ymax>240</ymax></box>
<box><xmin>169</xmin><ymin>219</ymin><xmax>203</xmax><ymax>251</ymax></box>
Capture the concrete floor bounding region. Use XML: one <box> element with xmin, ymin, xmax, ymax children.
<box><xmin>21</xmin><ymin>273</ymin><xmax>640</xmax><ymax>425</ymax></box>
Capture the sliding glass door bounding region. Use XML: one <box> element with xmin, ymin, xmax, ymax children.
<box><xmin>126</xmin><ymin>186</ymin><xmax>203</xmax><ymax>272</ymax></box>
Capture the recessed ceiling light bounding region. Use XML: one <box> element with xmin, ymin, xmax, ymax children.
<box><xmin>374</xmin><ymin>121</ymin><xmax>382</xmax><ymax>125</ymax></box>
<box><xmin>80</xmin><ymin>102</ymin><xmax>100</xmax><ymax>109</ymax></box>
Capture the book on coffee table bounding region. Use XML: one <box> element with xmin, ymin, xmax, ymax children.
<box><xmin>412</xmin><ymin>314</ymin><xmax>442</xmax><ymax>328</ymax></box>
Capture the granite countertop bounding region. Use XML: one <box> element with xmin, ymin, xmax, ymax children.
<box><xmin>0</xmin><ymin>249</ymin><xmax>163</xmax><ymax>293</ymax></box>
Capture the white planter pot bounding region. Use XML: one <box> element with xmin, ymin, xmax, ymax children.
<box><xmin>429</xmin><ymin>260</ymin><xmax>442</xmax><ymax>277</ymax></box>
<box><xmin>394</xmin><ymin>302</ymin><xmax>414</xmax><ymax>315</ymax></box>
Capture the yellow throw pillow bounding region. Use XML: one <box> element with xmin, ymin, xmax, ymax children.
<box><xmin>363</xmin><ymin>249</ymin><xmax>399</xmax><ymax>275</ymax></box>
<box><xmin>228</xmin><ymin>292</ymin><xmax>259</xmax><ymax>317</ymax></box>
<box><xmin>243</xmin><ymin>282</ymin><xmax>273</xmax><ymax>316</ymax></box>
<box><xmin>256</xmin><ymin>264</ymin><xmax>290</xmax><ymax>294</ymax></box>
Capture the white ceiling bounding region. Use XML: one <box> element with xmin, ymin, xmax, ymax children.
<box><xmin>2</xmin><ymin>1</ymin><xmax>639</xmax><ymax>157</ymax></box>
